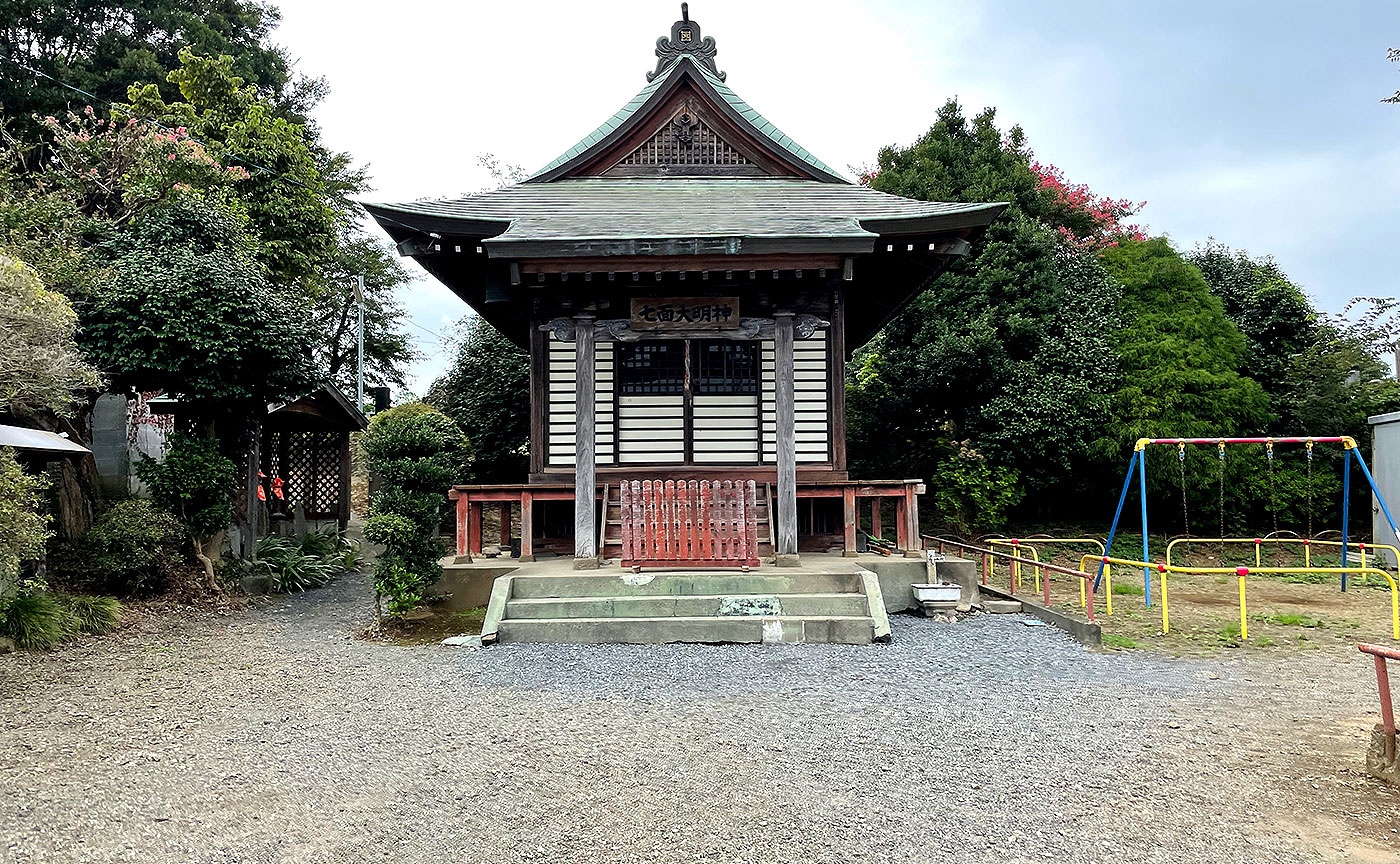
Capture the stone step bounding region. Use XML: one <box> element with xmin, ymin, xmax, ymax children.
<box><xmin>495</xmin><ymin>615</ymin><xmax>875</xmax><ymax>645</ymax></box>
<box><xmin>984</xmin><ymin>599</ymin><xmax>1023</xmax><ymax>614</ymax></box>
<box><xmin>507</xmin><ymin>572</ymin><xmax>866</xmax><ymax>600</ymax></box>
<box><xmin>505</xmin><ymin>592</ymin><xmax>868</xmax><ymax>620</ymax></box>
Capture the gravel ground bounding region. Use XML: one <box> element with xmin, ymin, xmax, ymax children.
<box><xmin>3</xmin><ymin>569</ymin><xmax>1399</xmax><ymax>864</ymax></box>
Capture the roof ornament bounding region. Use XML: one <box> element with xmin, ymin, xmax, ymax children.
<box><xmin>648</xmin><ymin>3</ymin><xmax>725</xmax><ymax>82</ymax></box>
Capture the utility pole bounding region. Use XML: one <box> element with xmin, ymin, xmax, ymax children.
<box><xmin>354</xmin><ymin>275</ymin><xmax>366</xmax><ymax>411</ymax></box>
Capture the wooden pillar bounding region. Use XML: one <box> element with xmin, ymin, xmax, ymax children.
<box><xmin>774</xmin><ymin>312</ymin><xmax>798</xmax><ymax>561</ymax></box>
<box><xmin>904</xmin><ymin>481</ymin><xmax>922</xmax><ymax>559</ymax></box>
<box><xmin>574</xmin><ymin>313</ymin><xmax>598</xmax><ymax>568</ymax></box>
<box><xmin>469</xmin><ymin>502</ymin><xmax>483</xmax><ymax>555</ymax></box>
<box><xmin>842</xmin><ymin>486</ymin><xmax>857</xmax><ymax>557</ymax></box>
<box><xmin>455</xmin><ymin>493</ymin><xmax>470</xmax><ymax>560</ymax></box>
<box><xmin>871</xmin><ymin>498</ymin><xmax>882</xmax><ymax>540</ymax></box>
<box><xmin>499</xmin><ymin>502</ymin><xmax>512</xmax><ymax>547</ymax></box>
<box><xmin>520</xmin><ymin>491</ymin><xmax>535</xmax><ymax>562</ymax></box>
<box><xmin>895</xmin><ymin>495</ymin><xmax>909</xmax><ymax>551</ymax></box>
<box><xmin>336</xmin><ymin>432</ymin><xmax>352</xmax><ymax>531</ymax></box>
<box><xmin>243</xmin><ymin>422</ymin><xmax>261</xmax><ymax>560</ymax></box>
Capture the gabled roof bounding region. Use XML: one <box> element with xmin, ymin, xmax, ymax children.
<box><xmin>529</xmin><ymin>54</ymin><xmax>844</xmax><ymax>183</ymax></box>
<box><xmin>364</xmin><ymin>179</ymin><xmax>1005</xmax><ymax>256</ymax></box>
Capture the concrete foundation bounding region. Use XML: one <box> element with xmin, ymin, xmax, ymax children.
<box><xmin>1366</xmin><ymin>725</ymin><xmax>1400</xmax><ymax>787</ymax></box>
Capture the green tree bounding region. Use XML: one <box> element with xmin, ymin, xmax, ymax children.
<box><xmin>427</xmin><ymin>316</ymin><xmax>530</xmax><ymax>482</ymax></box>
<box><xmin>0</xmin><ymin>253</ymin><xmax>101</xmax><ymax>419</ymax></box>
<box><xmin>0</xmin><ymin>447</ymin><xmax>48</xmax><ymax>598</ymax></box>
<box><xmin>850</xmin><ymin>100</ymin><xmax>1133</xmax><ymax>526</ymax></box>
<box><xmin>361</xmin><ymin>404</ymin><xmax>470</xmax><ymax>614</ymax></box>
<box><xmin>123</xmin><ymin>49</ymin><xmax>351</xmax><ymax>290</ymax></box>
<box><xmin>1100</xmin><ymin>238</ymin><xmax>1269</xmax><ymax>443</ymax></box>
<box><xmin>81</xmin><ymin>197</ymin><xmax>317</xmax><ymax>413</ymax></box>
<box><xmin>134</xmin><ymin>434</ymin><xmax>235</xmax><ymax>590</ymax></box>
<box><xmin>1187</xmin><ymin>240</ymin><xmax>1318</xmax><ymax>401</ymax></box>
<box><xmin>0</xmin><ymin>0</ymin><xmax>311</xmax><ymax>142</ymax></box>
<box><xmin>311</xmin><ymin>229</ymin><xmax>417</xmax><ymax>394</ymax></box>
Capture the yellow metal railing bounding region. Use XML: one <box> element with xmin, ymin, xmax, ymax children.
<box><xmin>1079</xmin><ymin>554</ymin><xmax>1400</xmax><ymax>641</ymax></box>
<box><xmin>1164</xmin><ymin>536</ymin><xmax>1399</xmax><ymax>582</ymax></box>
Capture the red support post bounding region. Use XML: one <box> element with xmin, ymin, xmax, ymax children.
<box><xmin>842</xmin><ymin>486</ymin><xmax>857</xmax><ymax>557</ymax></box>
<box><xmin>455</xmin><ymin>494</ymin><xmax>468</xmax><ymax>558</ymax></box>
<box><xmin>519</xmin><ymin>491</ymin><xmax>534</xmax><ymax>562</ymax></box>
<box><xmin>895</xmin><ymin>496</ymin><xmax>909</xmax><ymax>551</ymax></box>
<box><xmin>468</xmin><ymin>501</ymin><xmax>483</xmax><ymax>556</ymax></box>
<box><xmin>1378</xmin><ymin>655</ymin><xmax>1396</xmax><ymax>739</ymax></box>
<box><xmin>870</xmin><ymin>498</ymin><xmax>882</xmax><ymax>540</ymax></box>
<box><xmin>499</xmin><ymin>502</ymin><xmax>511</xmax><ymax>547</ymax></box>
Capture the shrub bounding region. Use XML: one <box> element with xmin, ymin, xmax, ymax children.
<box><xmin>56</xmin><ymin>594</ymin><xmax>124</xmax><ymax>635</ymax></box>
<box><xmin>135</xmin><ymin>434</ymin><xmax>235</xmax><ymax>591</ymax></box>
<box><xmin>0</xmin><ymin>447</ymin><xmax>49</xmax><ymax>598</ymax></box>
<box><xmin>0</xmin><ymin>592</ymin><xmax>68</xmax><ymax>650</ymax></box>
<box><xmin>251</xmin><ymin>530</ymin><xmax>357</xmax><ymax>594</ymax></box>
<box><xmin>63</xmin><ymin>499</ymin><xmax>188</xmax><ymax>596</ymax></box>
<box><xmin>360</xmin><ymin>404</ymin><xmax>469</xmax><ymax>615</ymax></box>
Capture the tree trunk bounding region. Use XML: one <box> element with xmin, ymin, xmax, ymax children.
<box><xmin>193</xmin><ymin>535</ymin><xmax>219</xmax><ymax>592</ymax></box>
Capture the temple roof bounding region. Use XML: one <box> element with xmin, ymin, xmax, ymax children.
<box><xmin>364</xmin><ymin>5</ymin><xmax>1006</xmax><ymax>271</ymax></box>
<box><xmin>363</xmin><ymin>179</ymin><xmax>1005</xmax><ymax>256</ymax></box>
<box><xmin>528</xmin><ymin>54</ymin><xmax>844</xmax><ymax>184</ymax></box>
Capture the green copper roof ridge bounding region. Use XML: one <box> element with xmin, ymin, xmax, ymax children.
<box><xmin>527</xmin><ymin>55</ymin><xmax>846</xmax><ymax>184</ymax></box>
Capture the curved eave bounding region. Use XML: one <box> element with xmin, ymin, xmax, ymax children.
<box><xmin>360</xmin><ymin>202</ymin><xmax>510</xmax><ymax>241</ymax></box>
<box><xmin>527</xmin><ymin>56</ymin><xmax>846</xmax><ymax>184</ymax></box>
<box><xmin>860</xmin><ymin>202</ymin><xmax>1010</xmax><ymax>236</ymax></box>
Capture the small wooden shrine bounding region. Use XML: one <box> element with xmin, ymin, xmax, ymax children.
<box><xmin>366</xmin><ymin>5</ymin><xmax>1004</xmax><ymax>568</ymax></box>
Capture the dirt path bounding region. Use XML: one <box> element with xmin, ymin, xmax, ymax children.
<box><xmin>2</xmin><ymin>571</ymin><xmax>1398</xmax><ymax>863</ymax></box>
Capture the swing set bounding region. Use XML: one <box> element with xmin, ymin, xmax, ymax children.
<box><xmin>1094</xmin><ymin>436</ymin><xmax>1400</xmax><ymax>638</ymax></box>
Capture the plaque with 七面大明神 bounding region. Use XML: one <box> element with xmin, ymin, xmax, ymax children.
<box><xmin>630</xmin><ymin>297</ymin><xmax>739</xmax><ymax>331</ymax></box>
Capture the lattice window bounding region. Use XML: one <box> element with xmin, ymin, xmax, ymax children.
<box><xmin>262</xmin><ymin>428</ymin><xmax>343</xmax><ymax>519</ymax></box>
<box><xmin>618</xmin><ymin>114</ymin><xmax>753</xmax><ymax>168</ymax></box>
<box><xmin>618</xmin><ymin>341</ymin><xmax>686</xmax><ymax>394</ymax></box>
<box><xmin>695</xmin><ymin>340</ymin><xmax>758</xmax><ymax>395</ymax></box>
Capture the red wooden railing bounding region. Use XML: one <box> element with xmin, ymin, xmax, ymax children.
<box><xmin>620</xmin><ymin>479</ymin><xmax>760</xmax><ymax>569</ymax></box>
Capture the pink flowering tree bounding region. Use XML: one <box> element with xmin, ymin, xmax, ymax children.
<box><xmin>1028</xmin><ymin>160</ymin><xmax>1146</xmax><ymax>250</ymax></box>
<box><xmin>27</xmin><ymin>109</ymin><xmax>247</xmax><ymax>225</ymax></box>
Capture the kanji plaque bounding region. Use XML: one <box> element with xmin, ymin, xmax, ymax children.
<box><xmin>630</xmin><ymin>297</ymin><xmax>739</xmax><ymax>331</ymax></box>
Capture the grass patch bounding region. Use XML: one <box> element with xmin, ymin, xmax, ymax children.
<box><xmin>1102</xmin><ymin>633</ymin><xmax>1138</xmax><ymax>650</ymax></box>
<box><xmin>0</xmin><ymin>593</ymin><xmax>69</xmax><ymax>650</ymax></box>
<box><xmin>1111</xmin><ymin>582</ymin><xmax>1146</xmax><ymax>596</ymax></box>
<box><xmin>1217</xmin><ymin>622</ymin><xmax>1243</xmax><ymax>644</ymax></box>
<box><xmin>55</xmin><ymin>594</ymin><xmax>124</xmax><ymax>635</ymax></box>
<box><xmin>1254</xmin><ymin>612</ymin><xmax>1323</xmax><ymax>628</ymax></box>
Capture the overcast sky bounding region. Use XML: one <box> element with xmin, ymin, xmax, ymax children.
<box><xmin>272</xmin><ymin>0</ymin><xmax>1400</xmax><ymax>395</ymax></box>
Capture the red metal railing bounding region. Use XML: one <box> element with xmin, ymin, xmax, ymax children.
<box><xmin>922</xmin><ymin>535</ymin><xmax>1098</xmax><ymax>622</ymax></box>
<box><xmin>1360</xmin><ymin>643</ymin><xmax>1400</xmax><ymax>759</ymax></box>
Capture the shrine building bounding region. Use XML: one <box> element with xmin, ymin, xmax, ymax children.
<box><xmin>365</xmin><ymin>6</ymin><xmax>1004</xmax><ymax>586</ymax></box>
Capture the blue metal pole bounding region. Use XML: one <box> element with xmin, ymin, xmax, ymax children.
<box><xmin>1353</xmin><ymin>450</ymin><xmax>1400</xmax><ymax>582</ymax></box>
<box><xmin>1342</xmin><ymin>448</ymin><xmax>1351</xmax><ymax>592</ymax></box>
<box><xmin>1096</xmin><ymin>451</ymin><xmax>1139</xmax><ymax>592</ymax></box>
<box><xmin>1139</xmin><ymin>447</ymin><xmax>1152</xmax><ymax>607</ymax></box>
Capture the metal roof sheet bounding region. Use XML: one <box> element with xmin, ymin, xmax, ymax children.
<box><xmin>368</xmin><ymin>179</ymin><xmax>1004</xmax><ymax>246</ymax></box>
<box><xmin>0</xmin><ymin>424</ymin><xmax>90</xmax><ymax>456</ymax></box>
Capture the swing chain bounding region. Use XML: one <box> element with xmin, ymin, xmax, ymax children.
<box><xmin>1218</xmin><ymin>441</ymin><xmax>1226</xmax><ymax>554</ymax></box>
<box><xmin>1305</xmin><ymin>439</ymin><xmax>1314</xmax><ymax>539</ymax></box>
<box><xmin>1178</xmin><ymin>442</ymin><xmax>1190</xmax><ymax>538</ymax></box>
<box><xmin>1266</xmin><ymin>439</ymin><xmax>1278</xmax><ymax>537</ymax></box>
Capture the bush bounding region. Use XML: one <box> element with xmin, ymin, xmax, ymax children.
<box><xmin>0</xmin><ymin>592</ymin><xmax>68</xmax><ymax>650</ymax></box>
<box><xmin>135</xmin><ymin>434</ymin><xmax>235</xmax><ymax>590</ymax></box>
<box><xmin>360</xmin><ymin>404</ymin><xmax>468</xmax><ymax>615</ymax></box>
<box><xmin>0</xmin><ymin>590</ymin><xmax>122</xmax><ymax>650</ymax></box>
<box><xmin>0</xmin><ymin>447</ymin><xmax>49</xmax><ymax>597</ymax></box>
<box><xmin>59</xmin><ymin>499</ymin><xmax>188</xmax><ymax>596</ymax></box>
<box><xmin>56</xmin><ymin>593</ymin><xmax>124</xmax><ymax>635</ymax></box>
<box><xmin>252</xmin><ymin>530</ymin><xmax>358</xmax><ymax>594</ymax></box>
